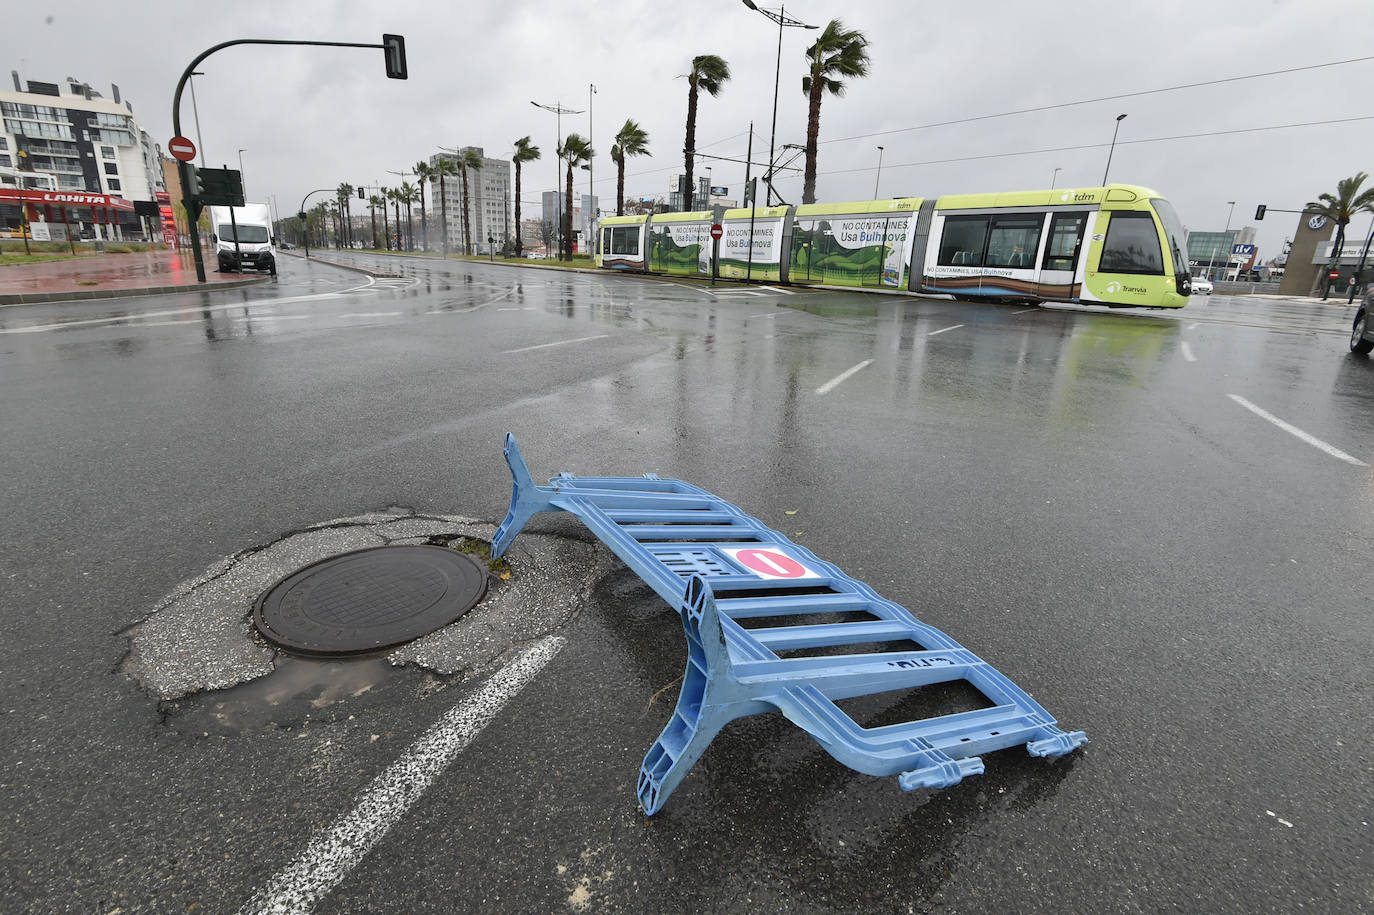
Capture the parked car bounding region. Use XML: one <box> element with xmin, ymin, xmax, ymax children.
<box><xmin>1192</xmin><ymin>276</ymin><xmax>1213</xmax><ymax>295</ymax></box>
<box><xmin>1351</xmin><ymin>290</ymin><xmax>1374</xmax><ymax>354</ymax></box>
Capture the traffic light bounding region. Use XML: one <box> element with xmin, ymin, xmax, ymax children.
<box><xmin>184</xmin><ymin>164</ymin><xmax>202</xmax><ymax>199</ymax></box>
<box><xmin>1255</xmin><ymin>204</ymin><xmax>1266</xmax><ymax>221</ymax></box>
<box><xmin>382</xmin><ymin>34</ymin><xmax>407</xmax><ymax>80</ymax></box>
<box><xmin>358</xmin><ymin>187</ymin><xmax>366</xmax><ymax>199</ymax></box>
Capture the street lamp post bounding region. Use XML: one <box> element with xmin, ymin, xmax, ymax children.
<box><xmin>1205</xmin><ymin>200</ymin><xmax>1236</xmax><ymax>282</ymax></box>
<box><xmin>873</xmin><ymin>146</ymin><xmax>884</xmax><ymax>198</ymax></box>
<box><xmin>1101</xmin><ymin>113</ymin><xmax>1127</xmax><ymax>186</ymax></box>
<box><xmin>742</xmin><ymin>1</ymin><xmax>818</xmax><ymax>206</ymax></box>
<box><xmin>1051</xmin><ymin>167</ymin><xmax>1062</xmax><ymax>189</ymax></box>
<box><xmin>188</xmin><ymin>71</ymin><xmax>207</xmax><ymax>168</ymax></box>
<box><xmin>237</xmin><ymin>148</ymin><xmax>247</xmax><ymax>199</ymax></box>
<box><xmin>532</xmin><ymin>99</ymin><xmax>584</xmax><ymax>259</ymax></box>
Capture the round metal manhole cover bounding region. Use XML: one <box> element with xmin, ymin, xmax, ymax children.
<box><xmin>253</xmin><ymin>545</ymin><xmax>489</xmax><ymax>656</ymax></box>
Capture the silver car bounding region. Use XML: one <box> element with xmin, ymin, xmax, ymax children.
<box><xmin>1352</xmin><ymin>290</ymin><xmax>1374</xmax><ymax>354</ymax></box>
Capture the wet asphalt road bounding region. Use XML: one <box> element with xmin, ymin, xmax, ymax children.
<box><xmin>1</xmin><ymin>252</ymin><xmax>1371</xmax><ymax>913</ymax></box>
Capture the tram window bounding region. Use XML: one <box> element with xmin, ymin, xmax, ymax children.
<box><xmin>611</xmin><ymin>226</ymin><xmax>640</xmax><ymax>256</ymax></box>
<box><xmin>602</xmin><ymin>228</ymin><xmax>610</xmax><ymax>253</ymax></box>
<box><xmin>938</xmin><ymin>215</ymin><xmax>989</xmax><ymax>266</ymax></box>
<box><xmin>1100</xmin><ymin>211</ymin><xmax>1163</xmax><ymax>274</ymax></box>
<box><xmin>1042</xmin><ymin>213</ymin><xmax>1087</xmax><ymax>271</ymax></box>
<box><xmin>984</xmin><ymin>216</ymin><xmax>1042</xmax><ymax>269</ymax></box>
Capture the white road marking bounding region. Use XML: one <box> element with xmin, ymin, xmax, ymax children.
<box><xmin>745</xmin><ymin>312</ymin><xmax>778</xmax><ymax>319</ymax></box>
<box><xmin>815</xmin><ymin>359</ymin><xmax>873</xmax><ymax>395</ymax></box>
<box><xmin>338</xmin><ymin>312</ymin><xmax>402</xmax><ymax>319</ymax></box>
<box><xmin>1227</xmin><ymin>394</ymin><xmax>1368</xmax><ymax>467</ymax></box>
<box><xmin>1181</xmin><ymin>342</ymin><xmax>1197</xmax><ymax>362</ymax></box>
<box><xmin>502</xmin><ymin>333</ymin><xmax>610</xmax><ymax>355</ymax></box>
<box><xmin>238</xmin><ymin>636</ymin><xmax>564</xmax><ymax>915</ymax></box>
<box><xmin>232</xmin><ymin>315</ymin><xmax>310</xmax><ymax>322</ymax></box>
<box><xmin>666</xmin><ymin>281</ymin><xmax>716</xmax><ymax>296</ymax></box>
<box><xmin>0</xmin><ymin>279</ymin><xmax>379</xmax><ymax>335</ymax></box>
<box><xmin>927</xmin><ymin>324</ymin><xmax>965</xmax><ymax>336</ymax></box>
<box><xmin>1011</xmin><ymin>307</ymin><xmax>1038</xmax><ymax>315</ymax></box>
<box><xmin>756</xmin><ymin>285</ymin><xmax>794</xmax><ymax>295</ymax></box>
<box><xmin>1187</xmin><ymin>322</ymin><xmax>1200</xmax><ymax>330</ymax></box>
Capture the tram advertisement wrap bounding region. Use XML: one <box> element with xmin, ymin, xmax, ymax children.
<box><xmin>650</xmin><ymin>223</ymin><xmax>711</xmax><ymax>276</ymax></box>
<box><xmin>790</xmin><ymin>214</ymin><xmax>913</xmax><ymax>288</ymax></box>
<box><xmin>719</xmin><ymin>218</ymin><xmax>784</xmax><ymax>281</ymax></box>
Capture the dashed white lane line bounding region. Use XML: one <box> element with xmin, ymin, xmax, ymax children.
<box><xmin>745</xmin><ymin>312</ymin><xmax>778</xmax><ymax>319</ymax></box>
<box><xmin>1181</xmin><ymin>342</ymin><xmax>1197</xmax><ymax>362</ymax></box>
<box><xmin>1227</xmin><ymin>394</ymin><xmax>1368</xmax><ymax>467</ymax></box>
<box><xmin>1011</xmin><ymin>307</ymin><xmax>1038</xmax><ymax>315</ymax></box>
<box><xmin>338</xmin><ymin>312</ymin><xmax>402</xmax><ymax>319</ymax></box>
<box><xmin>815</xmin><ymin>359</ymin><xmax>873</xmax><ymax>395</ymax></box>
<box><xmin>927</xmin><ymin>324</ymin><xmax>965</xmax><ymax>336</ymax></box>
<box><xmin>502</xmin><ymin>333</ymin><xmax>610</xmax><ymax>355</ymax></box>
<box><xmin>238</xmin><ymin>636</ymin><xmax>564</xmax><ymax>915</ymax></box>
<box><xmin>233</xmin><ymin>315</ymin><xmax>310</xmax><ymax>322</ymax></box>
<box><xmin>1187</xmin><ymin>322</ymin><xmax>1200</xmax><ymax>330</ymax></box>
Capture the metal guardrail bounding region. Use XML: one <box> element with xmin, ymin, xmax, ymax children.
<box><xmin>491</xmin><ymin>435</ymin><xmax>1087</xmax><ymax>814</ymax></box>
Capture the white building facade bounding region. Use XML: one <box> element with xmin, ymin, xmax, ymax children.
<box><xmin>429</xmin><ymin>147</ymin><xmax>511</xmax><ymax>254</ymax></box>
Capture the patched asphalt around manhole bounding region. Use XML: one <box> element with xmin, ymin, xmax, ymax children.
<box><xmin>253</xmin><ymin>545</ymin><xmax>489</xmax><ymax>656</ymax></box>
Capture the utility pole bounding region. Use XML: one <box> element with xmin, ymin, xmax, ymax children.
<box><xmin>532</xmin><ymin>99</ymin><xmax>584</xmax><ymax>258</ymax></box>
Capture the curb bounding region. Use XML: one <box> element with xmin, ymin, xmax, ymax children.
<box><xmin>0</xmin><ymin>274</ymin><xmax>272</xmax><ymax>306</ymax></box>
<box><xmin>282</xmin><ymin>250</ymin><xmax>401</xmax><ymax>278</ymax></box>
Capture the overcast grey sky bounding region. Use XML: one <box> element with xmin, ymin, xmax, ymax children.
<box><xmin>6</xmin><ymin>0</ymin><xmax>1373</xmax><ymax>260</ymax></box>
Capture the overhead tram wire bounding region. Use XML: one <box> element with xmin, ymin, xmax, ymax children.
<box><xmin>816</xmin><ymin>54</ymin><xmax>1374</xmax><ymax>148</ymax></box>
<box><xmin>769</xmin><ymin>114</ymin><xmax>1374</xmax><ymax>184</ymax></box>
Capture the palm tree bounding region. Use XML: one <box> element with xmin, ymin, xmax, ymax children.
<box><xmin>387</xmin><ymin>188</ymin><xmax>403</xmax><ymax>250</ymax></box>
<box><xmin>368</xmin><ymin>194</ymin><xmax>383</xmax><ymax>250</ymax></box>
<box><xmin>337</xmin><ymin>183</ymin><xmax>355</xmax><ymax>248</ymax></box>
<box><xmin>399</xmin><ymin>181</ymin><xmax>417</xmax><ymax>251</ymax></box>
<box><xmin>512</xmin><ymin>136</ymin><xmax>541</xmax><ymax>258</ymax></box>
<box><xmin>413</xmin><ymin>161</ymin><xmax>433</xmax><ymax>250</ymax></box>
<box><xmin>682</xmin><ymin>55</ymin><xmax>730</xmax><ymax>211</ymax></box>
<box><xmin>1305</xmin><ymin>171</ymin><xmax>1374</xmax><ymax>296</ymax></box>
<box><xmin>801</xmin><ymin>20</ymin><xmax>870</xmax><ymax>205</ymax></box>
<box><xmin>558</xmin><ymin>133</ymin><xmax>594</xmax><ymax>260</ymax></box>
<box><xmin>378</xmin><ymin>189</ymin><xmax>392</xmax><ymax>250</ymax></box>
<box><xmin>457</xmin><ymin>149</ymin><xmax>484</xmax><ymax>256</ymax></box>
<box><xmin>430</xmin><ymin>156</ymin><xmax>459</xmax><ymax>256</ymax></box>
<box><xmin>611</xmin><ymin>119</ymin><xmax>650</xmax><ymax>217</ymax></box>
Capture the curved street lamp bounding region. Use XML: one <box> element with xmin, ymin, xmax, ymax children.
<box><xmin>742</xmin><ymin>1</ymin><xmax>818</xmax><ymax>205</ymax></box>
<box><xmin>1101</xmin><ymin>113</ymin><xmax>1126</xmax><ymax>186</ymax></box>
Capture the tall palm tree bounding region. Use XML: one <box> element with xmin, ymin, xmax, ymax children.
<box><xmin>368</xmin><ymin>194</ymin><xmax>383</xmax><ymax>249</ymax></box>
<box><xmin>1306</xmin><ymin>171</ymin><xmax>1374</xmax><ymax>296</ymax></box>
<box><xmin>399</xmin><ymin>181</ymin><xmax>417</xmax><ymax>251</ymax></box>
<box><xmin>387</xmin><ymin>188</ymin><xmax>403</xmax><ymax>250</ymax></box>
<box><xmin>457</xmin><ymin>149</ymin><xmax>484</xmax><ymax>256</ymax></box>
<box><xmin>558</xmin><ymin>133</ymin><xmax>594</xmax><ymax>260</ymax></box>
<box><xmin>378</xmin><ymin>189</ymin><xmax>392</xmax><ymax>250</ymax></box>
<box><xmin>512</xmin><ymin>136</ymin><xmax>541</xmax><ymax>258</ymax></box>
<box><xmin>413</xmin><ymin>161</ymin><xmax>433</xmax><ymax>250</ymax></box>
<box><xmin>682</xmin><ymin>55</ymin><xmax>730</xmax><ymax>211</ymax></box>
<box><xmin>611</xmin><ymin>119</ymin><xmax>650</xmax><ymax>217</ymax></box>
<box><xmin>337</xmin><ymin>182</ymin><xmax>355</xmax><ymax>248</ymax></box>
<box><xmin>801</xmin><ymin>20</ymin><xmax>870</xmax><ymax>205</ymax></box>
<box><xmin>430</xmin><ymin>156</ymin><xmax>459</xmax><ymax>256</ymax></box>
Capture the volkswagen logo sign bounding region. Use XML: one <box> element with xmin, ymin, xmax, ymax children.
<box><xmin>1308</xmin><ymin>214</ymin><xmax>1328</xmax><ymax>231</ymax></box>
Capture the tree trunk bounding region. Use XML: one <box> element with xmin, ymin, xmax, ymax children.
<box><xmin>418</xmin><ymin>186</ymin><xmax>427</xmax><ymax>251</ymax></box>
<box><xmin>565</xmin><ymin>160</ymin><xmax>574</xmax><ymax>260</ymax></box>
<box><xmin>461</xmin><ymin>169</ymin><xmax>472</xmax><ymax>256</ymax></box>
<box><xmin>514</xmin><ymin>164</ymin><xmax>523</xmax><ymax>257</ymax></box>
<box><xmin>684</xmin><ymin>79</ymin><xmax>698</xmax><ymax>211</ymax></box>
<box><xmin>803</xmin><ymin>77</ymin><xmax>825</xmax><ymax>205</ymax></box>
<box><xmin>370</xmin><ymin>206</ymin><xmax>377</xmax><ymax>250</ymax></box>
<box><xmin>382</xmin><ymin>202</ymin><xmax>390</xmax><ymax>251</ymax></box>
<box><xmin>616</xmin><ymin>156</ymin><xmax>625</xmax><ymax>216</ymax></box>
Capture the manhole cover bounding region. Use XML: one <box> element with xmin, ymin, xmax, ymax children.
<box><xmin>253</xmin><ymin>545</ymin><xmax>488</xmax><ymax>656</ymax></box>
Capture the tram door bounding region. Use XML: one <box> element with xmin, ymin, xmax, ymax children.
<box><xmin>1038</xmin><ymin>212</ymin><xmax>1087</xmax><ymax>300</ymax></box>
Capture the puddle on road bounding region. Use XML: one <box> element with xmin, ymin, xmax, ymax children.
<box><xmin>158</xmin><ymin>654</ymin><xmax>446</xmax><ymax>737</ymax></box>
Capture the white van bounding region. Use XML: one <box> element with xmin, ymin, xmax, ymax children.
<box><xmin>209</xmin><ymin>203</ymin><xmax>276</xmax><ymax>275</ymax></box>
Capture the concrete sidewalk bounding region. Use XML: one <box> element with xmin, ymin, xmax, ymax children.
<box><xmin>0</xmin><ymin>250</ymin><xmax>271</xmax><ymax>305</ymax></box>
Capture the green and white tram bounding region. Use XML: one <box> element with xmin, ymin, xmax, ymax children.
<box><xmin>595</xmin><ymin>183</ymin><xmax>1191</xmax><ymax>308</ymax></box>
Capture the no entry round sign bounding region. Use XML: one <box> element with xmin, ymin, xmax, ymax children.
<box><xmin>722</xmin><ymin>547</ymin><xmax>818</xmax><ymax>580</ymax></box>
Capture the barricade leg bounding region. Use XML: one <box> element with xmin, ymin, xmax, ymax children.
<box><xmin>638</xmin><ymin>577</ymin><xmax>746</xmax><ymax>815</ymax></box>
<box><xmin>491</xmin><ymin>434</ymin><xmax>555</xmax><ymax>558</ymax></box>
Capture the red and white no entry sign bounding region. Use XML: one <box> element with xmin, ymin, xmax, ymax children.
<box><xmin>168</xmin><ymin>136</ymin><xmax>197</xmax><ymax>162</ymax></box>
<box><xmin>710</xmin><ymin>223</ymin><xmax>723</xmax><ymax>240</ymax></box>
<box><xmin>721</xmin><ymin>547</ymin><xmax>818</xmax><ymax>580</ymax></box>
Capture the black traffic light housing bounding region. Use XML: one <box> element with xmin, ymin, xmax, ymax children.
<box><xmin>1255</xmin><ymin>204</ymin><xmax>1266</xmax><ymax>221</ymax></box>
<box><xmin>383</xmin><ymin>34</ymin><xmax>407</xmax><ymax>79</ymax></box>
<box><xmin>184</xmin><ymin>164</ymin><xmax>203</xmax><ymax>199</ymax></box>
<box><xmin>358</xmin><ymin>187</ymin><xmax>366</xmax><ymax>199</ymax></box>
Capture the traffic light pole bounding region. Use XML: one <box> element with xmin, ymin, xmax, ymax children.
<box><xmin>296</xmin><ymin>188</ymin><xmax>336</xmax><ymax>259</ymax></box>
<box><xmin>171</xmin><ymin>36</ymin><xmax>406</xmax><ymax>282</ymax></box>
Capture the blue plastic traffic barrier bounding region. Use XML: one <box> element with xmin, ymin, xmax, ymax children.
<box><xmin>492</xmin><ymin>434</ymin><xmax>1087</xmax><ymax>814</ymax></box>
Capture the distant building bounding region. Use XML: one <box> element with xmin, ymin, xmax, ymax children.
<box><xmin>429</xmin><ymin>147</ymin><xmax>510</xmax><ymax>253</ymax></box>
<box><xmin>541</xmin><ymin>190</ymin><xmax>598</xmax><ymax>252</ymax></box>
<box><xmin>1</xmin><ymin>73</ymin><xmax>166</xmax><ymax>240</ymax></box>
<box><xmin>1186</xmin><ymin>226</ymin><xmax>1257</xmax><ymax>280</ymax></box>
<box><xmin>667</xmin><ymin>175</ymin><xmax>712</xmax><ymax>213</ymax></box>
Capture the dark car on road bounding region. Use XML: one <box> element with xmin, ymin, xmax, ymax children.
<box><xmin>1353</xmin><ymin>289</ymin><xmax>1374</xmax><ymax>354</ymax></box>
